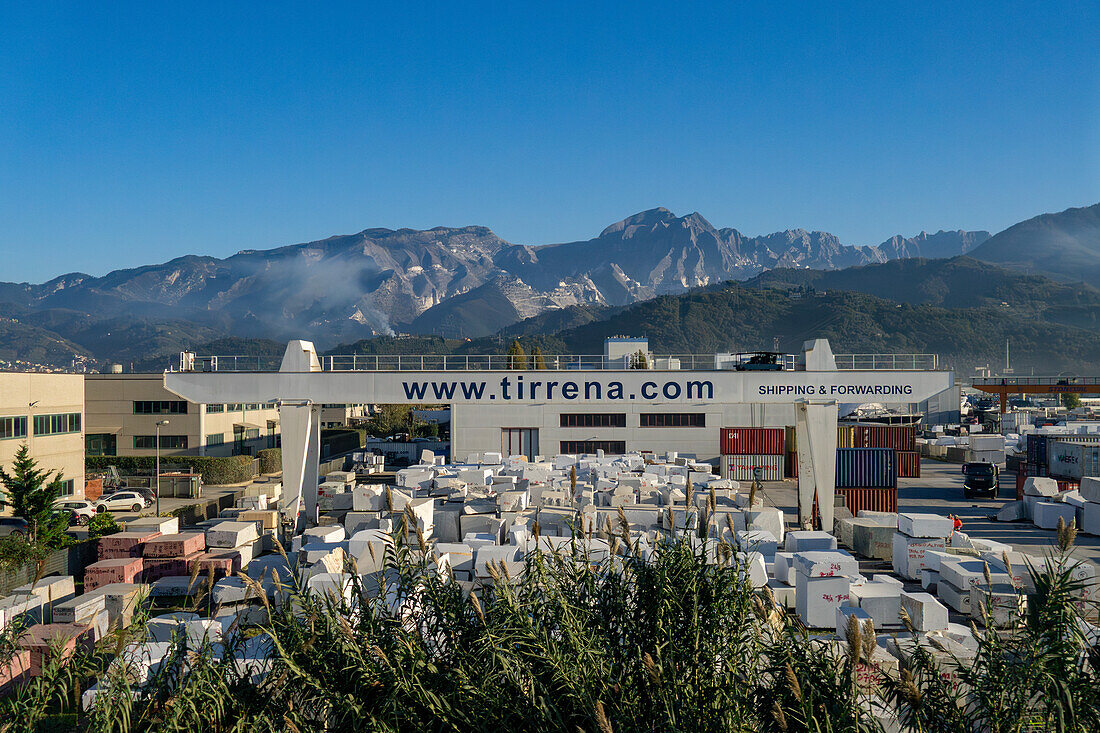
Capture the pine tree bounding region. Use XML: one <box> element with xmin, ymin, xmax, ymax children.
<box><xmin>0</xmin><ymin>444</ymin><xmax>66</xmax><ymax>543</ymax></box>
<box><xmin>507</xmin><ymin>340</ymin><xmax>527</xmax><ymax>370</ymax></box>
<box><xmin>531</xmin><ymin>346</ymin><xmax>548</xmax><ymax>370</ymax></box>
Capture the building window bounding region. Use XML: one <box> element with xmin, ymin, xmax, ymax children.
<box><xmin>133</xmin><ymin>401</ymin><xmax>188</xmax><ymax>415</ymax></box>
<box><xmin>226</xmin><ymin>403</ymin><xmax>244</xmax><ymax>412</ymax></box>
<box><xmin>559</xmin><ymin>413</ymin><xmax>626</xmax><ymax>428</ymax></box>
<box><xmin>134</xmin><ymin>435</ymin><xmax>188</xmax><ymax>450</ymax></box>
<box><xmin>56</xmin><ymin>479</ymin><xmax>74</xmax><ymax>497</ymax></box>
<box><xmin>33</xmin><ymin>413</ymin><xmax>81</xmax><ymax>436</ymax></box>
<box><xmin>245</xmin><ymin>428</ymin><xmax>260</xmax><ymax>441</ymax></box>
<box><xmin>205</xmin><ymin>404</ymin><xmax>224</xmax><ymax>414</ymax></box>
<box><xmin>560</xmin><ymin>440</ymin><xmax>626</xmax><ymax>455</ymax></box>
<box><xmin>86</xmin><ymin>433</ymin><xmax>117</xmax><ymax>456</ymax></box>
<box><xmin>206</xmin><ymin>433</ymin><xmax>224</xmax><ymax>446</ymax></box>
<box><xmin>245</xmin><ymin>403</ymin><xmax>260</xmax><ymax>411</ymax></box>
<box><xmin>263</xmin><ymin>402</ymin><xmax>277</xmax><ymax>409</ymax></box>
<box><xmin>0</xmin><ymin>416</ymin><xmax>28</xmax><ymax>440</ymax></box>
<box><xmin>640</xmin><ymin>413</ymin><xmax>706</xmax><ymax>428</ymax></box>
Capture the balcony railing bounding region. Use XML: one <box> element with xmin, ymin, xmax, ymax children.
<box><xmin>181</xmin><ymin>352</ymin><xmax>941</xmax><ymax>373</ymax></box>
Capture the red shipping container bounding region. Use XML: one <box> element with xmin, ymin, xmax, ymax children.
<box><xmin>84</xmin><ymin>557</ymin><xmax>143</xmax><ymax>591</ymax></box>
<box><xmin>143</xmin><ymin>533</ymin><xmax>206</xmax><ymax>558</ymax></box>
<box><xmin>853</xmin><ymin>426</ymin><xmax>916</xmax><ymax>452</ymax></box>
<box><xmin>720</xmin><ymin>427</ymin><xmax>785</xmax><ymax>455</ymax></box>
<box><xmin>895</xmin><ymin>451</ymin><xmax>921</xmax><ymax>478</ymax></box>
<box><xmin>17</xmin><ymin>623</ymin><xmax>94</xmax><ymax>677</ymax></box>
<box><xmin>141</xmin><ymin>552</ymin><xmax>203</xmax><ymax>583</ymax></box>
<box><xmin>98</xmin><ymin>531</ymin><xmax>162</xmax><ymax>560</ymax></box>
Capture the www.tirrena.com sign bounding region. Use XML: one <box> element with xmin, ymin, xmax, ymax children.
<box><xmin>165</xmin><ymin>369</ymin><xmax>954</xmax><ymax>406</ymax></box>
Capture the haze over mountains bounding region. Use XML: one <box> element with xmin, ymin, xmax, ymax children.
<box><xmin>0</xmin><ymin>202</ymin><xmax>1097</xmax><ymax>372</ymax></box>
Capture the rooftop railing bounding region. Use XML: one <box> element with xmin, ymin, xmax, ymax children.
<box><xmin>972</xmin><ymin>376</ymin><xmax>1100</xmax><ymax>386</ymax></box>
<box><xmin>181</xmin><ymin>352</ymin><xmax>940</xmax><ymax>373</ymax></box>
<box><xmin>833</xmin><ymin>353</ymin><xmax>939</xmax><ymax>371</ymax></box>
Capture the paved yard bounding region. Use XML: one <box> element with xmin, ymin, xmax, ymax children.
<box><xmin>759</xmin><ymin>459</ymin><xmax>1100</xmax><ymax>572</ymax></box>
<box><xmin>69</xmin><ymin>481</ymin><xmax>272</xmax><ymax>539</ymax></box>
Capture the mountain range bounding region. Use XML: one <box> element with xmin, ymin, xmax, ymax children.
<box><xmin>0</xmin><ymin>202</ymin><xmax>1097</xmax><ymax>372</ymax></box>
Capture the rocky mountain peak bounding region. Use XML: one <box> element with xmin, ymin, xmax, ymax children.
<box><xmin>599</xmin><ymin>207</ymin><xmax>677</xmax><ymax>237</ymax></box>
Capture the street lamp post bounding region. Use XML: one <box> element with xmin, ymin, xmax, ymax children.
<box><xmin>155</xmin><ymin>420</ymin><xmax>169</xmax><ymax>515</ymax></box>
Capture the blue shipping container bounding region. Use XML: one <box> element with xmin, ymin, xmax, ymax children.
<box><xmin>835</xmin><ymin>448</ymin><xmax>896</xmax><ymax>489</ymax></box>
<box><xmin>1026</xmin><ymin>434</ymin><xmax>1046</xmax><ymax>467</ymax></box>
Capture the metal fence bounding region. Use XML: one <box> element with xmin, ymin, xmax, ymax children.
<box><xmin>972</xmin><ymin>376</ymin><xmax>1100</xmax><ymax>386</ymax></box>
<box><xmin>0</xmin><ymin>540</ymin><xmax>98</xmax><ymax>596</ymax></box>
<box><xmin>833</xmin><ymin>354</ymin><xmax>938</xmax><ymax>371</ymax></box>
<box><xmin>183</xmin><ymin>352</ymin><xmax>941</xmax><ymax>373</ymax></box>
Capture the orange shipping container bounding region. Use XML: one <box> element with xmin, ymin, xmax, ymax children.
<box><xmin>895</xmin><ymin>451</ymin><xmax>921</xmax><ymax>478</ymax></box>
<box><xmin>853</xmin><ymin>425</ymin><xmax>916</xmax><ymax>452</ymax></box>
<box><xmin>835</xmin><ymin>486</ymin><xmax>898</xmax><ymax>515</ymax></box>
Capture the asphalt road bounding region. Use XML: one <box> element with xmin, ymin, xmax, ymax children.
<box><xmin>67</xmin><ymin>483</ymin><xmax>256</xmax><ymax>539</ymax></box>
<box><xmin>760</xmin><ymin>458</ymin><xmax>1100</xmax><ymax>573</ymax></box>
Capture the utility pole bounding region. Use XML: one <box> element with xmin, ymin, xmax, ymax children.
<box><xmin>155</xmin><ymin>420</ymin><xmax>169</xmax><ymax>515</ymax></box>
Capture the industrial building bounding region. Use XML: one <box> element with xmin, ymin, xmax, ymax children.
<box><xmin>165</xmin><ymin>338</ymin><xmax>955</xmax><ymax>531</ymax></box>
<box><xmin>84</xmin><ymin>374</ymin><xmax>280</xmax><ymax>458</ymax></box>
<box><xmin>319</xmin><ymin>403</ymin><xmax>371</xmax><ymax>429</ymax></box>
<box><xmin>0</xmin><ymin>372</ymin><xmax>85</xmax><ymax>500</ymax></box>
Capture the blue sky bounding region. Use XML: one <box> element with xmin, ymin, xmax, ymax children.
<box><xmin>1</xmin><ymin>2</ymin><xmax>1098</xmax><ymax>282</ymax></box>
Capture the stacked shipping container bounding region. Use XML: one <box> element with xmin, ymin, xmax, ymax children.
<box><xmin>835</xmin><ymin>448</ymin><xmax>897</xmax><ymax>489</ymax></box>
<box><xmin>719</xmin><ymin>427</ymin><xmax>785</xmax><ymax>481</ymax></box>
<box><xmin>852</xmin><ymin>425</ymin><xmax>920</xmax><ymax>478</ymax></box>
<box><xmin>1027</xmin><ymin>433</ymin><xmax>1100</xmax><ymax>479</ymax></box>
<box><xmin>834</xmin><ymin>447</ymin><xmax>898</xmax><ymax>517</ymax></box>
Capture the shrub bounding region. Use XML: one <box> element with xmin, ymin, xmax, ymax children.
<box><xmin>257</xmin><ymin>448</ymin><xmax>281</xmax><ymax>475</ymax></box>
<box><xmin>320</xmin><ymin>429</ymin><xmax>361</xmax><ymax>457</ymax></box>
<box><xmin>87</xmin><ymin>512</ymin><xmax>120</xmax><ymax>541</ymax></box>
<box><xmin>86</xmin><ymin>455</ymin><xmax>255</xmax><ymax>485</ymax></box>
<box><xmin>0</xmin><ymin>534</ymin><xmax>47</xmax><ymax>570</ymax></box>
<box><xmin>0</xmin><ymin>531</ymin><xmax>1096</xmax><ymax>731</ymax></box>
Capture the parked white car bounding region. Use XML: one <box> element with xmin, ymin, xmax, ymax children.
<box><xmin>94</xmin><ymin>491</ymin><xmax>149</xmax><ymax>513</ymax></box>
<box><xmin>54</xmin><ymin>499</ymin><xmax>97</xmax><ymax>525</ymax></box>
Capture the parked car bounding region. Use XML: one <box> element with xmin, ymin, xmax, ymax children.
<box><xmin>54</xmin><ymin>499</ymin><xmax>97</xmax><ymax>525</ymax></box>
<box><xmin>94</xmin><ymin>491</ymin><xmax>149</xmax><ymax>513</ymax></box>
<box><xmin>0</xmin><ymin>516</ymin><xmax>31</xmax><ymax>539</ymax></box>
<box><xmin>133</xmin><ymin>487</ymin><xmax>156</xmax><ymax>505</ymax></box>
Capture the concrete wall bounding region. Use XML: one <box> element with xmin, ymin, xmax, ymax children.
<box><xmin>451</xmin><ymin>401</ymin><xmax>797</xmax><ymax>463</ymax></box>
<box><xmin>0</xmin><ymin>373</ymin><xmax>85</xmax><ymax>499</ymax></box>
<box><xmin>85</xmin><ymin>374</ymin><xmax>280</xmax><ymax>458</ymax></box>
